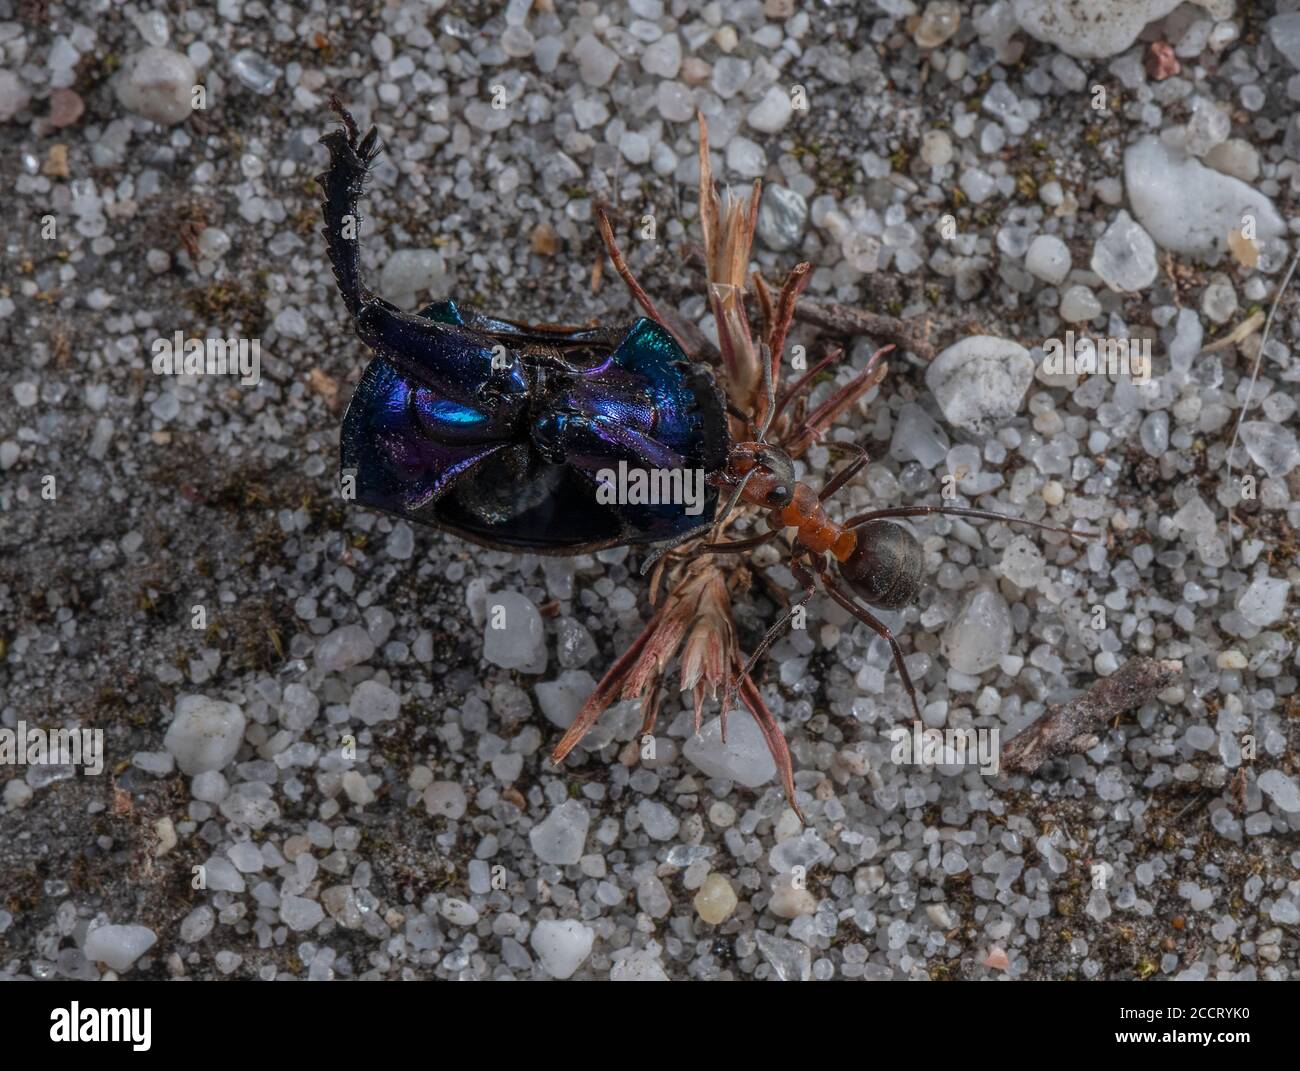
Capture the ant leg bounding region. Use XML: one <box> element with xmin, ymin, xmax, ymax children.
<box><xmin>819</xmin><ymin>571</ymin><xmax>923</xmax><ymax>719</ymax></box>
<box><xmin>724</xmin><ymin>550</ymin><xmax>819</xmax><ymax>716</ymax></box>
<box><xmin>844</xmin><ymin>504</ymin><xmax>1094</xmax><ymax>541</ymax></box>
<box><xmin>819</xmin><ymin>444</ymin><xmax>869</xmax><ymax>503</ymax></box>
<box><xmin>698</xmin><ymin>529</ymin><xmax>781</xmax><ymax>554</ymax></box>
<box><xmin>638</xmin><ymin>491</ymin><xmax>769</xmax><ymax>577</ymax></box>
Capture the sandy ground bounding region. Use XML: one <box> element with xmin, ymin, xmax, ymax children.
<box><xmin>1</xmin><ymin>1</ymin><xmax>1297</xmax><ymax>981</ymax></box>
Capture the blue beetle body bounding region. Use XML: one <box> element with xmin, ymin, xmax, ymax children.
<box><xmin>319</xmin><ymin>109</ymin><xmax>729</xmax><ymax>552</ymax></box>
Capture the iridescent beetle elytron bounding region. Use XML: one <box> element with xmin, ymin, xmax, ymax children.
<box><xmin>319</xmin><ymin>102</ymin><xmax>1094</xmax><ymax>811</ymax></box>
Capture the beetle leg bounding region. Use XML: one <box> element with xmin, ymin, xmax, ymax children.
<box><xmin>534</xmin><ymin>411</ymin><xmax>724</xmax><ymax>572</ymax></box>
<box><xmin>318</xmin><ymin>99</ymin><xmax>382</xmax><ymax>318</ymax></box>
<box><xmin>595</xmin><ymin>206</ymin><xmax>668</xmax><ymax>322</ymax></box>
<box><xmin>594</xmin><ymin>207</ymin><xmax>694</xmax><ymax>355</ymax></box>
<box><xmin>534</xmin><ymin>411</ymin><xmax>685</xmax><ymax>473</ymax></box>
<box><xmin>319</xmin><ymin>105</ymin><xmax>532</xmax><ymax>429</ymax></box>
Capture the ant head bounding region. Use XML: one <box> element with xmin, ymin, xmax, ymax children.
<box><xmin>841</xmin><ymin>519</ymin><xmax>923</xmax><ymax>610</ymax></box>
<box><xmin>736</xmin><ymin>442</ymin><xmax>796</xmax><ymax>509</ymax></box>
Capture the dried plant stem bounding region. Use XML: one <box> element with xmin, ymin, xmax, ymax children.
<box><xmin>549</xmin><ymin>596</ymin><xmax>674</xmax><ymax>769</ymax></box>
<box><xmin>1000</xmin><ymin>657</ymin><xmax>1181</xmax><ymax>774</ymax></box>
<box><xmin>734</xmin><ymin>653</ymin><xmax>802</xmax><ymax>822</ymax></box>
<box><xmin>1225</xmin><ymin>245</ymin><xmax>1300</xmax><ymax>548</ymax></box>
<box><xmin>594</xmin><ymin>206</ymin><xmax>688</xmax><ymax>346</ymax></box>
<box><xmin>784</xmin><ymin>354</ymin><xmax>890</xmax><ymax>458</ymax></box>
<box><xmin>791</xmin><ymin>297</ymin><xmax>936</xmax><ymax>361</ymax></box>
<box><xmin>559</xmin><ymin>109</ymin><xmax>930</xmax><ymax>823</ymax></box>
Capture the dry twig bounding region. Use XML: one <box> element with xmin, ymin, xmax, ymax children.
<box><xmin>790</xmin><ymin>297</ymin><xmax>937</xmax><ymax>360</ymax></box>
<box><xmin>1000</xmin><ymin>657</ymin><xmax>1181</xmax><ymax>774</ymax></box>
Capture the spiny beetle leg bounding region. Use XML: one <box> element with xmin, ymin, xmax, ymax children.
<box><xmin>317</xmin><ymin>98</ymin><xmax>383</xmax><ymax>316</ymax></box>
<box><xmin>318</xmin><ymin>103</ymin><xmax>529</xmax><ymax>428</ymax></box>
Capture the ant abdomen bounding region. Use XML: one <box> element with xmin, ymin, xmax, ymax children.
<box><xmin>840</xmin><ymin>519</ymin><xmax>924</xmax><ymax>611</ymax></box>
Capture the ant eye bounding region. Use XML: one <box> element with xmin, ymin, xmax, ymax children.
<box><xmin>766</xmin><ymin>482</ymin><xmax>793</xmax><ymax>508</ymax></box>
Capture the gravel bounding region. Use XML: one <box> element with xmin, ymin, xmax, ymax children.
<box><xmin>83</xmin><ymin>924</ymin><xmax>158</xmax><ymax>973</ymax></box>
<box><xmin>925</xmin><ymin>335</ymin><xmax>1035</xmax><ymax>434</ymax></box>
<box><xmin>163</xmin><ymin>695</ymin><xmax>246</xmax><ymax>776</ymax></box>
<box><xmin>1</xmin><ymin>0</ymin><xmax>1297</xmax><ymax>985</ymax></box>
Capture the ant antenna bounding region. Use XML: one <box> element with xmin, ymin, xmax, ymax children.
<box><xmin>705</xmin><ymin>342</ymin><xmax>777</xmax><ymax>537</ymax></box>
<box><xmin>710</xmin><ymin>468</ymin><xmax>760</xmax><ymax>546</ymax></box>
<box><xmin>845</xmin><ymin>504</ymin><xmax>1096</xmax><ymax>541</ymax></box>
<box><xmin>755</xmin><ymin>342</ymin><xmax>777</xmax><ymax>444</ymax></box>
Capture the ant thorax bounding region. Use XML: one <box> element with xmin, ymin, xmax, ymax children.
<box><xmin>725</xmin><ymin>442</ymin><xmax>858</xmax><ymax>560</ymax></box>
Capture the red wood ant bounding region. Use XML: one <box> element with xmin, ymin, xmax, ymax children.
<box><xmin>650</xmin><ymin>345</ymin><xmax>1097</xmax><ymax>719</ymax></box>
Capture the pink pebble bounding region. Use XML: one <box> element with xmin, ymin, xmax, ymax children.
<box><xmin>983</xmin><ymin>946</ymin><xmax>1010</xmax><ymax>971</ymax></box>
<box><xmin>48</xmin><ymin>88</ymin><xmax>84</xmax><ymax>129</ymax></box>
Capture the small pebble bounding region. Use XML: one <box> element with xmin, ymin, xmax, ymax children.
<box><xmin>114</xmin><ymin>47</ymin><xmax>195</xmax><ymax>125</ymax></box>
<box><xmin>694</xmin><ymin>874</ymin><xmax>739</xmax><ymax>924</ymax></box>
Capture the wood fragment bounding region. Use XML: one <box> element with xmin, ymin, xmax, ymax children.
<box><xmin>790</xmin><ymin>297</ymin><xmax>937</xmax><ymax>360</ymax></box>
<box><xmin>1000</xmin><ymin>657</ymin><xmax>1181</xmax><ymax>774</ymax></box>
<box><xmin>1200</xmin><ymin>309</ymin><xmax>1264</xmax><ymax>355</ymax></box>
